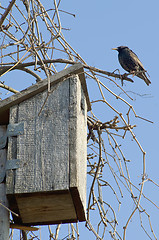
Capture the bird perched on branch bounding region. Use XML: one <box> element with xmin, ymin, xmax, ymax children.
<box><xmin>112</xmin><ymin>46</ymin><xmax>151</xmax><ymax>86</ymax></box>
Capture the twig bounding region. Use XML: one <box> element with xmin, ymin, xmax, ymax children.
<box><xmin>0</xmin><ymin>82</ymin><xmax>19</xmax><ymax>93</ymax></box>
<box><xmin>0</xmin><ymin>0</ymin><xmax>16</xmax><ymax>27</ymax></box>
<box><xmin>55</xmin><ymin>224</ymin><xmax>61</xmax><ymax>240</ymax></box>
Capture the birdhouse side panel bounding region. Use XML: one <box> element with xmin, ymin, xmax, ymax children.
<box><xmin>69</xmin><ymin>75</ymin><xmax>87</xmax><ymax>212</ymax></box>
<box><xmin>76</xmin><ymin>83</ymin><xmax>87</xmax><ymax>212</ymax></box>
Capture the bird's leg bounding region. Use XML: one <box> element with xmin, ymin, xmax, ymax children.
<box><xmin>129</xmin><ymin>70</ymin><xmax>136</xmax><ymax>77</ymax></box>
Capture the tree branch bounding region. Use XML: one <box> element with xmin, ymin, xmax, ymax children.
<box><xmin>0</xmin><ymin>59</ymin><xmax>134</xmax><ymax>82</ymax></box>
<box><xmin>0</xmin><ymin>82</ymin><xmax>19</xmax><ymax>93</ymax></box>
<box><xmin>0</xmin><ymin>0</ymin><xmax>16</xmax><ymax>27</ymax></box>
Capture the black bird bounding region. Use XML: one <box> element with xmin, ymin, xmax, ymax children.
<box><xmin>112</xmin><ymin>46</ymin><xmax>151</xmax><ymax>86</ymax></box>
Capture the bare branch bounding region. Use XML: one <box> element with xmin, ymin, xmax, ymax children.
<box><xmin>0</xmin><ymin>59</ymin><xmax>134</xmax><ymax>82</ymax></box>
<box><xmin>0</xmin><ymin>0</ymin><xmax>16</xmax><ymax>27</ymax></box>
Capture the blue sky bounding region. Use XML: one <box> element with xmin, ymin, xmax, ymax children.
<box><xmin>59</xmin><ymin>1</ymin><xmax>159</xmax><ymax>239</ymax></box>
<box><xmin>1</xmin><ymin>0</ymin><xmax>159</xmax><ymax>239</ymax></box>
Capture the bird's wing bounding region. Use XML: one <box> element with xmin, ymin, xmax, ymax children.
<box><xmin>129</xmin><ymin>49</ymin><xmax>145</xmax><ymax>70</ymax></box>
<box><xmin>129</xmin><ymin>49</ymin><xmax>151</xmax><ymax>85</ymax></box>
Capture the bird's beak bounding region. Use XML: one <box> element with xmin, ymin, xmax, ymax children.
<box><xmin>112</xmin><ymin>48</ymin><xmax>118</xmax><ymax>51</ymax></box>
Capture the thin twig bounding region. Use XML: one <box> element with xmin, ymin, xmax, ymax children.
<box><xmin>0</xmin><ymin>0</ymin><xmax>16</xmax><ymax>27</ymax></box>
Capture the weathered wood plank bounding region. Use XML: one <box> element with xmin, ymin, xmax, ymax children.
<box><xmin>69</xmin><ymin>76</ymin><xmax>87</xmax><ymax>218</ymax></box>
<box><xmin>0</xmin><ymin>126</ymin><xmax>9</xmax><ymax>240</ymax></box>
<box><xmin>16</xmin><ymin>192</ymin><xmax>77</xmax><ymax>224</ymax></box>
<box><xmin>10</xmin><ymin>224</ymin><xmax>39</xmax><ymax>231</ymax></box>
<box><xmin>6</xmin><ymin>106</ymin><xmax>18</xmax><ymax>195</ymax></box>
<box><xmin>11</xmin><ymin>79</ymin><xmax>70</xmax><ymax>194</ymax></box>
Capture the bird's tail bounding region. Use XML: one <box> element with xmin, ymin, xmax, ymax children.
<box><xmin>136</xmin><ymin>72</ymin><xmax>151</xmax><ymax>86</ymax></box>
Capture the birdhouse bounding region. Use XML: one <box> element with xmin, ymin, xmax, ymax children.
<box><xmin>0</xmin><ymin>63</ymin><xmax>91</xmax><ymax>226</ymax></box>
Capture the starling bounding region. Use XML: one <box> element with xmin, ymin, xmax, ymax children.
<box><xmin>112</xmin><ymin>46</ymin><xmax>151</xmax><ymax>86</ymax></box>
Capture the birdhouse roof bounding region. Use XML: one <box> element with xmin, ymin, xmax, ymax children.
<box><xmin>0</xmin><ymin>63</ymin><xmax>91</xmax><ymax>125</ymax></box>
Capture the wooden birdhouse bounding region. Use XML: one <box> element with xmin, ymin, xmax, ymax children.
<box><xmin>0</xmin><ymin>63</ymin><xmax>91</xmax><ymax>226</ymax></box>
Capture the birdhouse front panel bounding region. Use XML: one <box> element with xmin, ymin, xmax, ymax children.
<box><xmin>7</xmin><ymin>79</ymin><xmax>70</xmax><ymax>194</ymax></box>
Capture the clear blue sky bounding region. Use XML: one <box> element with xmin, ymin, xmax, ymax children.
<box><xmin>1</xmin><ymin>0</ymin><xmax>159</xmax><ymax>239</ymax></box>
<box><xmin>62</xmin><ymin>1</ymin><xmax>159</xmax><ymax>239</ymax></box>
